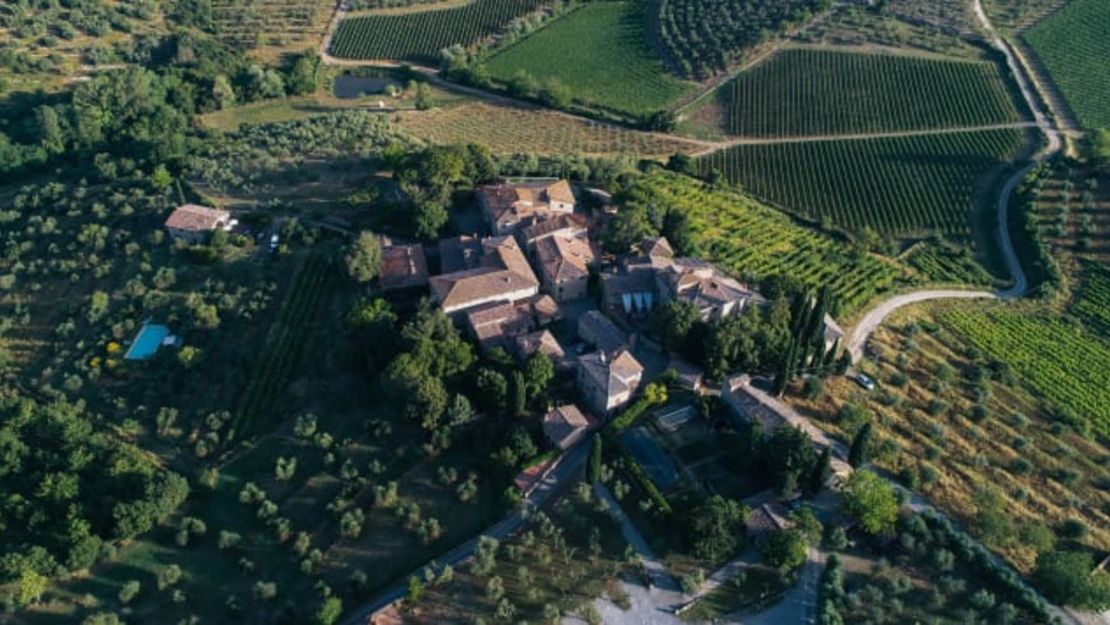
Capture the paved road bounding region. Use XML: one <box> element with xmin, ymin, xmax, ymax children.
<box><xmin>847</xmin><ymin>0</ymin><xmax>1063</xmax><ymax>366</ymax></box>
<box><xmin>339</xmin><ymin>442</ymin><xmax>590</xmax><ymax>625</ymax></box>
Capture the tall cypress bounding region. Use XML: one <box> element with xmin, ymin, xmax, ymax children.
<box><xmin>848</xmin><ymin>422</ymin><xmax>873</xmax><ymax>469</ymax></box>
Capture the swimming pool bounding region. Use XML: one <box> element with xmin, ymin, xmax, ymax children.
<box><xmin>124</xmin><ymin>323</ymin><xmax>170</xmax><ymax>361</ymax></box>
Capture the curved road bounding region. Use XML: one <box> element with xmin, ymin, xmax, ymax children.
<box><xmin>848</xmin><ymin>0</ymin><xmax>1061</xmax><ymax>364</ymax></box>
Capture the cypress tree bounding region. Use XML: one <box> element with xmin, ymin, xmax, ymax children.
<box><xmin>510</xmin><ymin>371</ymin><xmax>527</xmax><ymax>417</ymax></box>
<box><xmin>588</xmin><ymin>434</ymin><xmax>602</xmax><ymax>483</ymax></box>
<box><xmin>806</xmin><ymin>447</ymin><xmax>832</xmax><ymax>495</ymax></box>
<box><xmin>848</xmin><ymin>422</ymin><xmax>872</xmax><ymax>468</ymax></box>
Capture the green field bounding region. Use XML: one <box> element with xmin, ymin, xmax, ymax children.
<box><xmin>941</xmin><ymin>308</ymin><xmax>1110</xmax><ymax>438</ymax></box>
<box><xmin>1023</xmin><ymin>0</ymin><xmax>1110</xmax><ymax>128</ymax></box>
<box><xmin>330</xmin><ymin>0</ymin><xmax>546</xmax><ymax>63</ymax></box>
<box><xmin>624</xmin><ymin>172</ymin><xmax>907</xmax><ymax>313</ymax></box>
<box><xmin>485</xmin><ymin>2</ymin><xmax>693</xmax><ymax>115</ymax></box>
<box><xmin>703</xmin><ymin>49</ymin><xmax>1024</xmax><ymax>137</ymax></box>
<box><xmin>698</xmin><ymin>128</ymin><xmax>1027</xmax><ymax>237</ymax></box>
<box><xmin>1074</xmin><ymin>262</ymin><xmax>1110</xmax><ymax>337</ymax></box>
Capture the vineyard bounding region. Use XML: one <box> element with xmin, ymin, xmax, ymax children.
<box><xmin>698</xmin><ymin>128</ymin><xmax>1027</xmax><ymax>237</ymax></box>
<box><xmin>211</xmin><ymin>0</ymin><xmax>333</xmax><ymax>51</ymax></box>
<box><xmin>229</xmin><ymin>254</ymin><xmax>338</xmax><ymax>441</ymax></box>
<box><xmin>485</xmin><ymin>2</ymin><xmax>692</xmax><ymax>115</ymax></box>
<box><xmin>655</xmin><ymin>0</ymin><xmax>826</xmax><ymax>79</ymax></box>
<box><xmin>393</xmin><ymin>101</ymin><xmax>702</xmax><ymax>157</ymax></box>
<box><xmin>1022</xmin><ymin>0</ymin><xmax>1110</xmax><ymax>128</ymax></box>
<box><xmin>941</xmin><ymin>308</ymin><xmax>1110</xmax><ymax>439</ymax></box>
<box><xmin>330</xmin><ymin>0</ymin><xmax>546</xmax><ymax>63</ymax></box>
<box><xmin>709</xmin><ymin>49</ymin><xmax>1024</xmax><ymax>137</ymax></box>
<box><xmin>984</xmin><ymin>0</ymin><xmax>1070</xmax><ymax>31</ymax></box>
<box><xmin>1074</xmin><ymin>262</ymin><xmax>1110</xmax><ymax>338</ymax></box>
<box><xmin>904</xmin><ymin>242</ymin><xmax>997</xmax><ymax>286</ymax></box>
<box><xmin>624</xmin><ymin>172</ymin><xmax>908</xmax><ymax>313</ymax></box>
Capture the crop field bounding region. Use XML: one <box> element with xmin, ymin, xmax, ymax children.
<box><xmin>1023</xmin><ymin>0</ymin><xmax>1110</xmax><ymax>128</ymax></box>
<box><xmin>393</xmin><ymin>101</ymin><xmax>704</xmax><ymax>157</ymax></box>
<box><xmin>698</xmin><ymin>129</ymin><xmax>1028</xmax><ymax>237</ymax></box>
<box><xmin>330</xmin><ymin>0</ymin><xmax>546</xmax><ymax>63</ymax></box>
<box><xmin>985</xmin><ymin>0</ymin><xmax>1070</xmax><ymax>31</ymax></box>
<box><xmin>941</xmin><ymin>308</ymin><xmax>1110</xmax><ymax>438</ymax></box>
<box><xmin>211</xmin><ymin>0</ymin><xmax>332</xmax><ymax>48</ymax></box>
<box><xmin>485</xmin><ymin>2</ymin><xmax>693</xmax><ymax>115</ymax></box>
<box><xmin>793</xmin><ymin>4</ymin><xmax>984</xmax><ymax>60</ymax></box>
<box><xmin>792</xmin><ymin>304</ymin><xmax>1110</xmax><ymax>572</ymax></box>
<box><xmin>230</xmin><ymin>254</ymin><xmax>338</xmax><ymax>441</ymax></box>
<box><xmin>656</xmin><ymin>0</ymin><xmax>826</xmax><ymax>78</ymax></box>
<box><xmin>625</xmin><ymin>173</ymin><xmax>908</xmax><ymax>313</ymax></box>
<box><xmin>1029</xmin><ymin>165</ymin><xmax>1110</xmax><ymax>260</ymax></box>
<box><xmin>1074</xmin><ymin>262</ymin><xmax>1110</xmax><ymax>337</ymax></box>
<box><xmin>705</xmin><ymin>49</ymin><xmax>1024</xmax><ymax>138</ymax></box>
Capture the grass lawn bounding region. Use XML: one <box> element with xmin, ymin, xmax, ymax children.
<box><xmin>485</xmin><ymin>2</ymin><xmax>694</xmax><ymax>116</ymax></box>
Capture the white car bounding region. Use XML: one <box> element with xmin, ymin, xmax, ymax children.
<box><xmin>269</xmin><ymin>234</ymin><xmax>280</xmax><ymax>252</ymax></box>
<box><xmin>852</xmin><ymin>373</ymin><xmax>876</xmax><ymax>391</ymax></box>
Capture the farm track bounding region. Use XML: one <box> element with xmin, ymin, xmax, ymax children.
<box><xmin>848</xmin><ymin>0</ymin><xmax>1062</xmax><ymax>364</ymax></box>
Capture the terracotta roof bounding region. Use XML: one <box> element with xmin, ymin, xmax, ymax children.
<box><xmin>379</xmin><ymin>243</ymin><xmax>428</xmax><ymax>290</ymax></box>
<box><xmin>164</xmin><ymin>204</ymin><xmax>230</xmax><ymax>232</ymax></box>
<box><xmin>520</xmin><ymin>213</ymin><xmax>588</xmax><ymax>245</ymax></box>
<box><xmin>746</xmin><ymin>502</ymin><xmax>791</xmax><ymax>541</ymax></box>
<box><xmin>466</xmin><ymin>301</ymin><xmax>533</xmax><ymax>347</ymax></box>
<box><xmin>543</xmin><ymin>404</ymin><xmax>592</xmax><ymax>449</ymax></box>
<box><xmin>429</xmin><ymin>237</ymin><xmax>539</xmax><ymax>313</ymax></box>
<box><xmin>658</xmin><ymin>259</ymin><xmax>762</xmax><ymax>316</ymax></box>
<box><xmin>478</xmin><ymin>180</ymin><xmax>575</xmax><ymax>229</ymax></box>
<box><xmin>642</xmin><ymin>236</ymin><xmax>674</xmax><ymax>260</ymax></box>
<box><xmin>438</xmin><ymin>235</ymin><xmax>483</xmax><ymax>273</ymax></box>
<box><xmin>525</xmin><ymin>294</ymin><xmax>561</xmax><ymax>322</ymax></box>
<box><xmin>513</xmin><ymin>329</ymin><xmax>565</xmax><ymax>362</ymax></box>
<box><xmin>578</xmin><ymin>349</ymin><xmax>643</xmax><ymax>402</ymax></box>
<box><xmin>535</xmin><ymin>235</ymin><xmax>595</xmax><ymax>286</ymax></box>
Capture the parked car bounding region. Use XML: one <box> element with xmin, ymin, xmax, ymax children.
<box><xmin>269</xmin><ymin>234</ymin><xmax>280</xmax><ymax>253</ymax></box>
<box><xmin>851</xmin><ymin>373</ymin><xmax>876</xmax><ymax>391</ymax></box>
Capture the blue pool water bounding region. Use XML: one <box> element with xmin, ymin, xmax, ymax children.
<box><xmin>124</xmin><ymin>323</ymin><xmax>170</xmax><ymax>361</ymax></box>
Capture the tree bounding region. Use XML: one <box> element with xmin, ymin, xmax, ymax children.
<box><xmin>315</xmin><ymin>596</ymin><xmax>343</xmax><ymax>625</ymax></box>
<box><xmin>522</xmin><ymin>352</ymin><xmax>554</xmax><ymax>399</ymax></box>
<box><xmin>118</xmin><ymin>580</ymin><xmax>141</xmax><ymax>604</ymax></box>
<box><xmin>414</xmin><ymin>82</ymin><xmax>432</xmax><ymax>110</ymax></box>
<box><xmin>475</xmin><ymin>368</ymin><xmax>509</xmax><ymax>415</ymax></box>
<box><xmin>588</xmin><ymin>434</ymin><xmax>602</xmax><ymax>483</ymax></box>
<box><xmin>839</xmin><ymin>470</ymin><xmax>898</xmax><ymax>535</ymax></box>
<box><xmin>510</xmin><ymin>370</ymin><xmax>527</xmax><ymax>416</ymax></box>
<box><xmin>344</xmin><ymin>231</ymin><xmax>381</xmax><ymax>283</ymax></box>
<box><xmin>288</xmin><ymin>52</ymin><xmax>320</xmax><ymax>95</ymax></box>
<box><xmin>538</xmin><ymin>78</ymin><xmax>572</xmax><ymax>108</ymax></box>
<box><xmin>686</xmin><ymin>495</ymin><xmax>748</xmax><ymax>563</ymax></box>
<box><xmin>761</xmin><ymin>425</ymin><xmax>815</xmax><ymax>497</ymax></box>
<box><xmin>1087</xmin><ymin>128</ymin><xmax>1110</xmax><ymax>172</ymax></box>
<box><xmin>1034</xmin><ymin>550</ymin><xmax>1110</xmax><ymax>609</ymax></box>
<box><xmin>651</xmin><ymin>299</ymin><xmax>702</xmax><ymax>356</ymax></box>
<box><xmin>16</xmin><ymin>569</ymin><xmax>47</xmax><ymax>606</ymax></box>
<box><xmin>805</xmin><ymin>447</ymin><xmax>832</xmax><ymax>496</ymax></box>
<box><xmin>212</xmin><ymin>74</ymin><xmax>236</xmax><ymax>109</ymax></box>
<box><xmin>762</xmin><ymin>528</ymin><xmax>808</xmax><ymax>572</ymax></box>
<box><xmin>412</xmin><ymin>199</ymin><xmax>448</xmax><ymax>240</ymax></box>
<box><xmin>848</xmin><ymin>422</ymin><xmax>872</xmax><ymax>468</ymax></box>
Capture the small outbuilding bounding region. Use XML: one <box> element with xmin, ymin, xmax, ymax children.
<box><xmin>164</xmin><ymin>204</ymin><xmax>231</xmax><ymax>243</ymax></box>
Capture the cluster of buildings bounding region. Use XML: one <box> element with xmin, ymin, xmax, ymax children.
<box><xmin>376</xmin><ymin>177</ymin><xmax>809</xmax><ymax>454</ymax></box>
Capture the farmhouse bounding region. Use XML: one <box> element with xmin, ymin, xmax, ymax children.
<box><xmin>164</xmin><ymin>204</ymin><xmax>231</xmax><ymax>243</ymax></box>
<box><xmin>577</xmin><ymin>349</ymin><xmax>643</xmax><ymax>416</ymax></box>
<box><xmin>601</xmin><ymin>236</ymin><xmax>761</xmax><ymax>320</ymax></box>
<box><xmin>429</xmin><ymin>236</ymin><xmax>539</xmax><ymax>316</ymax></box>
<box><xmin>533</xmin><ymin>234</ymin><xmax>597</xmax><ymax>302</ymax></box>
<box><xmin>378</xmin><ymin>241</ymin><xmax>428</xmax><ymax>291</ymax></box>
<box><xmin>542</xmin><ymin>404</ymin><xmax>595</xmax><ymax>450</ymax></box>
<box><xmin>478</xmin><ymin>178</ymin><xmax>575</xmax><ymax>235</ymax></box>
